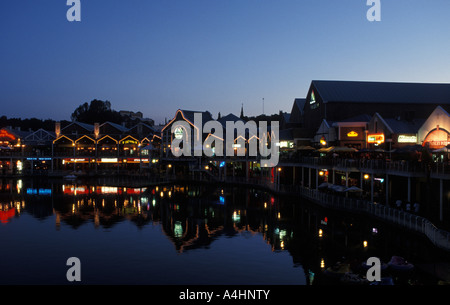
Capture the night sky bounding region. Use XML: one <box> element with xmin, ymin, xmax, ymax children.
<box><xmin>1</xmin><ymin>0</ymin><xmax>450</xmax><ymax>124</ymax></box>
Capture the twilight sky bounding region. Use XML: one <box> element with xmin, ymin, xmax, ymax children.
<box><xmin>1</xmin><ymin>0</ymin><xmax>450</xmax><ymax>125</ymax></box>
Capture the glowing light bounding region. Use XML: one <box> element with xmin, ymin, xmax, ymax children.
<box><xmin>367</xmin><ymin>133</ymin><xmax>385</xmax><ymax>144</ymax></box>
<box><xmin>363</xmin><ymin>240</ymin><xmax>368</xmax><ymax>248</ymax></box>
<box><xmin>320</xmin><ymin>258</ymin><xmax>325</xmax><ymax>269</ymax></box>
<box><xmin>364</xmin><ymin>174</ymin><xmax>370</xmax><ymax>180</ymax></box>
<box><xmin>318</xmin><ymin>229</ymin><xmax>323</xmax><ymax>238</ymax></box>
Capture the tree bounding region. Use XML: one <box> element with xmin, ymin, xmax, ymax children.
<box><xmin>71</xmin><ymin>99</ymin><xmax>123</xmax><ymax>124</ymax></box>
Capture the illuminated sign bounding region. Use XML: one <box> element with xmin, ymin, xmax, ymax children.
<box><xmin>126</xmin><ymin>158</ymin><xmax>149</xmax><ymax>163</ymax></box>
<box><xmin>347</xmin><ymin>131</ymin><xmax>359</xmax><ymax>138</ymax></box>
<box><xmin>423</xmin><ymin>128</ymin><xmax>450</xmax><ymax>149</ymax></box>
<box><xmin>174</xmin><ymin>127</ymin><xmax>184</xmax><ymax>140</ymax></box>
<box><xmin>398</xmin><ymin>135</ymin><xmax>417</xmax><ymax>143</ymax></box>
<box><xmin>367</xmin><ymin>133</ymin><xmax>385</xmax><ymax>144</ymax></box>
<box><xmin>64</xmin><ymin>158</ymin><xmax>89</xmax><ymax>163</ymax></box>
<box><xmin>310</xmin><ymin>91</ymin><xmax>316</xmax><ymax>104</ymax></box>
<box><xmin>101</xmin><ymin>158</ymin><xmax>118</xmax><ymax>163</ymax></box>
<box><xmin>27</xmin><ymin>188</ymin><xmax>52</xmax><ymax>195</ymax></box>
<box><xmin>0</xmin><ymin>129</ymin><xmax>16</xmax><ymax>141</ymax></box>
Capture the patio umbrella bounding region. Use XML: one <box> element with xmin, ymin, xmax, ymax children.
<box><xmin>330</xmin><ymin>185</ymin><xmax>346</xmax><ymax>192</ymax></box>
<box><xmin>344</xmin><ymin>186</ymin><xmax>363</xmax><ymax>192</ymax></box>
<box><xmin>318</xmin><ymin>182</ymin><xmax>332</xmax><ymax>189</ymax></box>
<box><xmin>331</xmin><ymin>147</ymin><xmax>358</xmax><ymax>153</ymax></box>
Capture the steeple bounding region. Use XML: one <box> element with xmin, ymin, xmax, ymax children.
<box><xmin>240</xmin><ymin>103</ymin><xmax>244</xmax><ymax>119</ymax></box>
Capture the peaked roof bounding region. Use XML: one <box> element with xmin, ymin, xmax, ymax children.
<box><xmin>218</xmin><ymin>113</ymin><xmax>243</xmax><ymax>127</ymax></box>
<box><xmin>312</xmin><ymin>80</ymin><xmax>450</xmax><ymax>104</ymax></box>
<box><xmin>62</xmin><ymin>121</ymin><xmax>95</xmax><ymax>132</ymax></box>
<box><xmin>384</xmin><ymin>118</ymin><xmax>425</xmax><ymax>134</ymax></box>
<box><xmin>100</xmin><ymin>121</ymin><xmax>128</xmax><ymax>133</ymax></box>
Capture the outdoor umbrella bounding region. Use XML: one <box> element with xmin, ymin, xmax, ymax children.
<box><xmin>344</xmin><ymin>186</ymin><xmax>363</xmax><ymax>192</ymax></box>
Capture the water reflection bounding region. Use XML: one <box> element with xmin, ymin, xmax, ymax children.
<box><xmin>1</xmin><ymin>178</ymin><xmax>450</xmax><ymax>285</ymax></box>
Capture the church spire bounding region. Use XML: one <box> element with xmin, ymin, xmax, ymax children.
<box><xmin>240</xmin><ymin>103</ymin><xmax>244</xmax><ymax>119</ymax></box>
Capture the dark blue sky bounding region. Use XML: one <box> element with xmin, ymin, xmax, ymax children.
<box><xmin>1</xmin><ymin>0</ymin><xmax>450</xmax><ymax>124</ymax></box>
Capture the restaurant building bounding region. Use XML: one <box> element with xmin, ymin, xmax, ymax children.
<box><xmin>302</xmin><ymin>80</ymin><xmax>450</xmax><ymax>139</ymax></box>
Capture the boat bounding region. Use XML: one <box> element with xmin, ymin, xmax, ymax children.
<box><xmin>388</xmin><ymin>256</ymin><xmax>414</xmax><ymax>271</ymax></box>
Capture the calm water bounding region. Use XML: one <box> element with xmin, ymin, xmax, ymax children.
<box><xmin>1</xmin><ymin>178</ymin><xmax>449</xmax><ymax>285</ymax></box>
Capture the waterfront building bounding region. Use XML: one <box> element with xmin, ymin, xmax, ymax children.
<box><xmin>302</xmin><ymin>80</ymin><xmax>450</xmax><ymax>139</ymax></box>
<box><xmin>52</xmin><ymin>120</ymin><xmax>156</xmax><ymax>173</ymax></box>
<box><xmin>366</xmin><ymin>113</ymin><xmax>424</xmax><ymax>152</ymax></box>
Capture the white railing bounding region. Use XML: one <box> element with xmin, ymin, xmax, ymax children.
<box><xmin>296</xmin><ymin>185</ymin><xmax>450</xmax><ymax>252</ymax></box>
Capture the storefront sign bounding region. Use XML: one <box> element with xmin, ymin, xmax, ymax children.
<box><xmin>126</xmin><ymin>158</ymin><xmax>149</xmax><ymax>163</ymax></box>
<box><xmin>367</xmin><ymin>133</ymin><xmax>385</xmax><ymax>144</ymax></box>
<box><xmin>423</xmin><ymin>128</ymin><xmax>450</xmax><ymax>149</ymax></box>
<box><xmin>100</xmin><ymin>158</ymin><xmax>118</xmax><ymax>163</ymax></box>
<box><xmin>347</xmin><ymin>131</ymin><xmax>359</xmax><ymax>137</ymax></box>
<box><xmin>0</xmin><ymin>130</ymin><xmax>16</xmax><ymax>141</ymax></box>
<box><xmin>398</xmin><ymin>135</ymin><xmax>417</xmax><ymax>143</ymax></box>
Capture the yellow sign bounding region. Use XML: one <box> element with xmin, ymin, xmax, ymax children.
<box><xmin>347</xmin><ymin>131</ymin><xmax>359</xmax><ymax>137</ymax></box>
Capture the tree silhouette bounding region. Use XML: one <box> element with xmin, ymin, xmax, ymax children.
<box><xmin>71</xmin><ymin>99</ymin><xmax>123</xmax><ymax>124</ymax></box>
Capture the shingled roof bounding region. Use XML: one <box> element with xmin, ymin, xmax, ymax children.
<box><xmin>312</xmin><ymin>80</ymin><xmax>450</xmax><ymax>104</ymax></box>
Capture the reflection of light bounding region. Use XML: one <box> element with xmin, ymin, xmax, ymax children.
<box><xmin>232</xmin><ymin>210</ymin><xmax>240</xmax><ymax>222</ymax></box>
<box><xmin>264</xmin><ymin>202</ymin><xmax>267</xmax><ymax>209</ymax></box>
<box><xmin>318</xmin><ymin>229</ymin><xmax>323</xmax><ymax>238</ymax></box>
<box><xmin>280</xmin><ymin>241</ymin><xmax>284</xmax><ymax>249</ymax></box>
<box><xmin>279</xmin><ymin>229</ymin><xmax>286</xmax><ymax>239</ymax></box>
<box><xmin>17</xmin><ymin>161</ymin><xmax>23</xmax><ymax>171</ymax></box>
<box><xmin>320</xmin><ymin>258</ymin><xmax>325</xmax><ymax>269</ymax></box>
<box><xmin>363</xmin><ymin>241</ymin><xmax>368</xmax><ymax>248</ymax></box>
<box><xmin>277</xmin><ymin>212</ymin><xmax>281</xmax><ymax>219</ymax></box>
<box><xmin>152</xmin><ymin>199</ymin><xmax>156</xmax><ymax>207</ymax></box>
<box><xmin>174</xmin><ymin>221</ymin><xmax>183</xmax><ymax>238</ymax></box>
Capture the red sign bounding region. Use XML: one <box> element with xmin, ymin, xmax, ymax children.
<box><xmin>0</xmin><ymin>130</ymin><xmax>16</xmax><ymax>141</ymax></box>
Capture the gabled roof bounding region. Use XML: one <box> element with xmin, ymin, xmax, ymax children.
<box><xmin>162</xmin><ymin>109</ymin><xmax>213</xmax><ymax>132</ymax></box>
<box><xmin>312</xmin><ymin>80</ymin><xmax>450</xmax><ymax>104</ymax></box>
<box><xmin>384</xmin><ymin>118</ymin><xmax>425</xmax><ymax>134</ymax></box>
<box><xmin>294</xmin><ymin>98</ymin><xmax>306</xmax><ymax>111</ymax></box>
<box><xmin>100</xmin><ymin>121</ymin><xmax>128</xmax><ymax>133</ymax></box>
<box><xmin>62</xmin><ymin>121</ymin><xmax>95</xmax><ymax>132</ymax></box>
<box><xmin>218</xmin><ymin>113</ymin><xmax>243</xmax><ymax>127</ymax></box>
<box><xmin>24</xmin><ymin>128</ymin><xmax>56</xmax><ymax>143</ymax></box>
